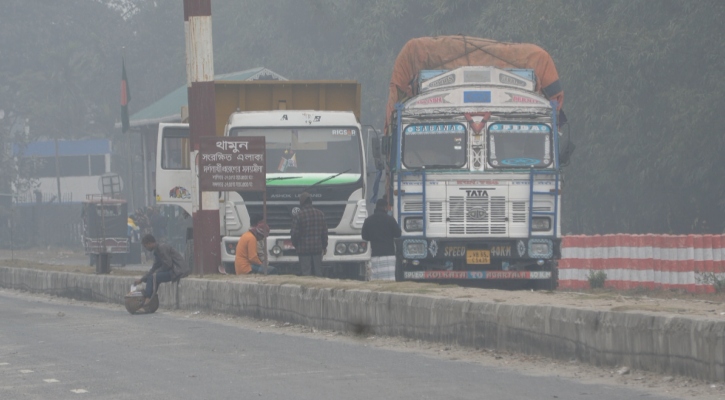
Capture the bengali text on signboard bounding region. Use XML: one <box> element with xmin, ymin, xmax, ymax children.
<box><xmin>199</xmin><ymin>137</ymin><xmax>265</xmax><ymax>192</ymax></box>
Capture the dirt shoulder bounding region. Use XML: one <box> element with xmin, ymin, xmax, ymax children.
<box><xmin>1</xmin><ymin>247</ymin><xmax>724</xmax><ymax>320</ymax></box>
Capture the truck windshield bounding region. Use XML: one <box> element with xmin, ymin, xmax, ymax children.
<box><xmin>402</xmin><ymin>123</ymin><xmax>467</xmax><ymax>169</ymax></box>
<box><xmin>229</xmin><ymin>127</ymin><xmax>361</xmax><ymax>174</ymax></box>
<box><xmin>487</xmin><ymin>123</ymin><xmax>552</xmax><ymax>168</ymax></box>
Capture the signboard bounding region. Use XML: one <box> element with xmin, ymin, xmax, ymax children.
<box><xmin>199</xmin><ymin>137</ymin><xmax>266</xmax><ymax>192</ymax></box>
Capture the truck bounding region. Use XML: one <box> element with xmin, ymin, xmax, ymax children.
<box><xmin>380</xmin><ymin>36</ymin><xmax>573</xmax><ymax>289</ymax></box>
<box><xmin>155</xmin><ymin>80</ymin><xmax>371</xmax><ymax>278</ymax></box>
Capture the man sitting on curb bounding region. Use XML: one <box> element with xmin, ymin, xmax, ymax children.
<box><xmin>134</xmin><ymin>234</ymin><xmax>189</xmax><ymax>309</ymax></box>
<box><xmin>235</xmin><ymin>214</ymin><xmax>276</xmax><ymax>275</ymax></box>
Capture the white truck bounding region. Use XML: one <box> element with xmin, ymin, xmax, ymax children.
<box><xmin>381</xmin><ymin>37</ymin><xmax>572</xmax><ymax>289</ymax></box>
<box><xmin>155</xmin><ymin>80</ymin><xmax>370</xmax><ymax>278</ymax></box>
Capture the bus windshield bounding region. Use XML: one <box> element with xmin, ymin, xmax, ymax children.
<box><xmin>229</xmin><ymin>127</ymin><xmax>362</xmax><ymax>174</ymax></box>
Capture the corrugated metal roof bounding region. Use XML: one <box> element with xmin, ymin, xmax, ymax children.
<box><xmin>129</xmin><ymin>67</ymin><xmax>286</xmax><ymax>127</ymax></box>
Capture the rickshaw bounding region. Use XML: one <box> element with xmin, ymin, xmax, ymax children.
<box><xmin>81</xmin><ymin>194</ymin><xmax>129</xmax><ymax>273</ymax></box>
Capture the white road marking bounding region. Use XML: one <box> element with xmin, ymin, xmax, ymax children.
<box><xmin>20</xmin><ymin>369</ymin><xmax>34</xmax><ymax>373</ymax></box>
<box><xmin>0</xmin><ymin>363</ymin><xmax>9</xmax><ymax>366</ymax></box>
<box><xmin>71</xmin><ymin>389</ymin><xmax>88</xmax><ymax>393</ymax></box>
<box><xmin>44</xmin><ymin>378</ymin><xmax>60</xmax><ymax>383</ymax></box>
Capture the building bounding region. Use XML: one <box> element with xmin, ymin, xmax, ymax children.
<box><xmin>15</xmin><ymin>139</ymin><xmax>113</xmax><ymax>203</ymax></box>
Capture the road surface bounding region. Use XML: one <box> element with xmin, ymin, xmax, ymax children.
<box><xmin>2</xmin><ymin>289</ymin><xmax>721</xmax><ymax>399</ymax></box>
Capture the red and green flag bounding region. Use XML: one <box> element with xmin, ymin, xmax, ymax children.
<box><xmin>121</xmin><ymin>59</ymin><xmax>131</xmax><ymax>133</ymax></box>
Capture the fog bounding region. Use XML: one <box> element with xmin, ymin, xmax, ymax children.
<box><xmin>1</xmin><ymin>0</ymin><xmax>723</xmax><ymax>235</ymax></box>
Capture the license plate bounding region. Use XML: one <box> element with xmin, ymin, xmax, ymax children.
<box><xmin>466</xmin><ymin>250</ymin><xmax>490</xmax><ymax>265</ymax></box>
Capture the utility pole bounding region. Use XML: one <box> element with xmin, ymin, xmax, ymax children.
<box><xmin>183</xmin><ymin>0</ymin><xmax>220</xmax><ymax>274</ymax></box>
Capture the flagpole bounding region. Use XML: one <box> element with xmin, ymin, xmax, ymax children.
<box><xmin>121</xmin><ymin>49</ymin><xmax>136</xmax><ymax>211</ymax></box>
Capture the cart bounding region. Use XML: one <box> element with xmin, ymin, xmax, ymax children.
<box><xmin>82</xmin><ymin>194</ymin><xmax>129</xmax><ymax>273</ymax></box>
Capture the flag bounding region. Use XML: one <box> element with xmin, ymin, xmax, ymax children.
<box><xmin>121</xmin><ymin>59</ymin><xmax>131</xmax><ymax>133</ymax></box>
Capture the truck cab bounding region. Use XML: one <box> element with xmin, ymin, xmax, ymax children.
<box><xmin>386</xmin><ymin>66</ymin><xmax>564</xmax><ymax>288</ymax></box>
<box><xmin>219</xmin><ymin>110</ymin><xmax>370</xmax><ymax>277</ymax></box>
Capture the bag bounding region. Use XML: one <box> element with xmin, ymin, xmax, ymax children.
<box><xmin>124</xmin><ymin>285</ymin><xmax>159</xmax><ymax>314</ymax></box>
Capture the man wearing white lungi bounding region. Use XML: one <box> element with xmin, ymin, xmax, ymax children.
<box><xmin>362</xmin><ymin>198</ymin><xmax>401</xmax><ymax>280</ymax></box>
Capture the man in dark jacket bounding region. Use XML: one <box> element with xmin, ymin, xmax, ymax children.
<box><xmin>290</xmin><ymin>192</ymin><xmax>328</xmax><ymax>277</ymax></box>
<box><xmin>361</xmin><ymin>198</ymin><xmax>401</xmax><ymax>280</ymax></box>
<box><xmin>134</xmin><ymin>234</ymin><xmax>188</xmax><ymax>308</ymax></box>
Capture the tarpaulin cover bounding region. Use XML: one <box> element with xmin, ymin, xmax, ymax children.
<box><xmin>386</xmin><ymin>36</ymin><xmax>563</xmax><ymax>133</ymax></box>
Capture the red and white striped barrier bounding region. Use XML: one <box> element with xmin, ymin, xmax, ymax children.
<box><xmin>560</xmin><ymin>234</ymin><xmax>725</xmax><ymax>293</ymax></box>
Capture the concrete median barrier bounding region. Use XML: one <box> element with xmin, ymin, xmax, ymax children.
<box><xmin>0</xmin><ymin>266</ymin><xmax>723</xmax><ymax>382</ymax></box>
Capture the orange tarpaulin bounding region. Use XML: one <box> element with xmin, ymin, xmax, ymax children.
<box><xmin>385</xmin><ymin>36</ymin><xmax>563</xmax><ymax>134</ymax></box>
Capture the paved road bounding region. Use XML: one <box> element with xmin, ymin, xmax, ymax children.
<box><xmin>0</xmin><ymin>289</ymin><xmax>687</xmax><ymax>400</ymax></box>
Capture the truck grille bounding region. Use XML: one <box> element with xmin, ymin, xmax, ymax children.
<box><xmin>402</xmin><ymin>201</ymin><xmax>444</xmax><ymax>223</ymax></box>
<box><xmin>246</xmin><ymin>204</ymin><xmax>346</xmax><ymax>231</ymax></box>
<box><xmin>448</xmin><ymin>196</ymin><xmax>507</xmax><ymax>235</ymax></box>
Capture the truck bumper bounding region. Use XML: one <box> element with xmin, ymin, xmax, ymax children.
<box><xmin>396</xmin><ymin>236</ymin><xmax>560</xmax><ymax>281</ymax></box>
<box><xmin>221</xmin><ymin>234</ymin><xmax>371</xmax><ymax>271</ymax></box>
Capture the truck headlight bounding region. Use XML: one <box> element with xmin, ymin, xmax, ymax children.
<box><xmin>224</xmin><ymin>241</ymin><xmax>238</xmax><ymax>255</ymax></box>
<box><xmin>335</xmin><ymin>241</ymin><xmax>367</xmax><ymax>255</ymax></box>
<box><xmin>335</xmin><ymin>243</ymin><xmax>348</xmax><ymax>255</ymax></box>
<box><xmin>528</xmin><ymin>239</ymin><xmax>553</xmax><ymax>258</ymax></box>
<box><xmin>403</xmin><ymin>239</ymin><xmax>427</xmax><ymax>259</ymax></box>
<box><xmin>531</xmin><ymin>217</ymin><xmax>551</xmax><ymax>231</ymax></box>
<box><xmin>404</xmin><ymin>217</ymin><xmax>424</xmax><ymax>232</ymax></box>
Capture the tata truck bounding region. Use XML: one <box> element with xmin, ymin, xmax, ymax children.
<box><xmin>381</xmin><ymin>36</ymin><xmax>572</xmax><ymax>289</ymax></box>
<box><xmin>155</xmin><ymin>80</ymin><xmax>370</xmax><ymax>278</ymax></box>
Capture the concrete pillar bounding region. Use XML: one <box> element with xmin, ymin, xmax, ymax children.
<box><xmin>184</xmin><ymin>0</ymin><xmax>220</xmax><ymax>274</ymax></box>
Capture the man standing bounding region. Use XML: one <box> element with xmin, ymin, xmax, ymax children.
<box><xmin>134</xmin><ymin>234</ymin><xmax>188</xmax><ymax>309</ymax></box>
<box><xmin>290</xmin><ymin>192</ymin><xmax>328</xmax><ymax>277</ymax></box>
<box><xmin>234</xmin><ymin>214</ymin><xmax>275</xmax><ymax>274</ymax></box>
<box><xmin>362</xmin><ymin>198</ymin><xmax>401</xmax><ymax>280</ymax></box>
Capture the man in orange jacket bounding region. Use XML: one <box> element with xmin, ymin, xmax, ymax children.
<box><xmin>235</xmin><ymin>214</ymin><xmax>275</xmax><ymax>274</ymax></box>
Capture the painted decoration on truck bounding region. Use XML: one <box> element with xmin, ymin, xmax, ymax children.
<box><xmin>403</xmin><ymin>270</ymin><xmax>552</xmax><ymax>280</ymax></box>
<box><xmin>463</xmin><ymin>91</ymin><xmax>491</xmax><ymax>103</ymax></box>
<box><xmin>413</xmin><ymin>94</ymin><xmax>451</xmax><ymax>106</ymax></box>
<box><xmin>504</xmin><ymin>92</ymin><xmax>545</xmax><ymax>104</ymax></box>
<box><xmin>427</xmin><ymin>73</ymin><xmax>456</xmax><ymax>88</ymax></box>
<box><xmin>169</xmin><ymin>186</ymin><xmax>191</xmax><ymax>199</ymax></box>
<box><xmin>404</xmin><ymin>124</ymin><xmax>465</xmax><ymax>135</ymax></box>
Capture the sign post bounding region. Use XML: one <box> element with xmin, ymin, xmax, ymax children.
<box><xmin>199</xmin><ymin>136</ymin><xmax>267</xmax><ymax>273</ymax></box>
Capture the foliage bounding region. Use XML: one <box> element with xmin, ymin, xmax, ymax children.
<box><xmin>587</xmin><ymin>270</ymin><xmax>607</xmax><ymax>289</ymax></box>
<box><xmin>695</xmin><ymin>272</ymin><xmax>725</xmax><ymax>294</ymax></box>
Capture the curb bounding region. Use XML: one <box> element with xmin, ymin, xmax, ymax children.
<box><xmin>1</xmin><ymin>266</ymin><xmax>723</xmax><ymax>382</ymax></box>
